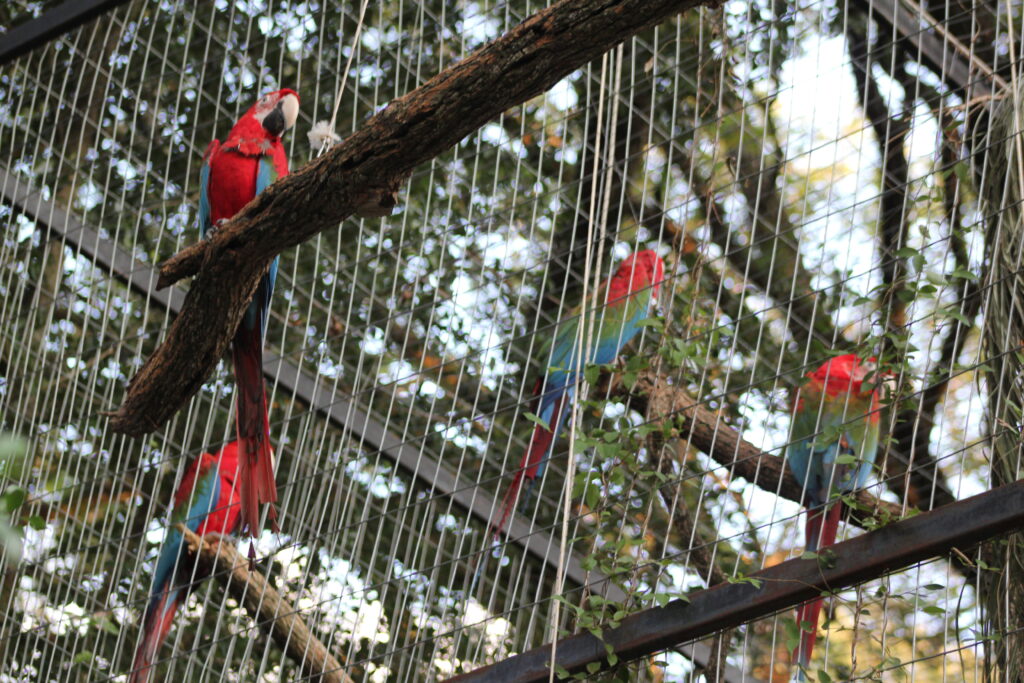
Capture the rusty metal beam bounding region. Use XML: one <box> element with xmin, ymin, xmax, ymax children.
<box><xmin>0</xmin><ymin>0</ymin><xmax>133</xmax><ymax>65</ymax></box>
<box><xmin>0</xmin><ymin>167</ymin><xmax>748</xmax><ymax>680</ymax></box>
<box><xmin>449</xmin><ymin>479</ymin><xmax>1022</xmax><ymax>683</ymax></box>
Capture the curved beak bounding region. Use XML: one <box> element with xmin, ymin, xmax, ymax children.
<box><xmin>262</xmin><ymin>93</ymin><xmax>299</xmax><ymax>137</ymax></box>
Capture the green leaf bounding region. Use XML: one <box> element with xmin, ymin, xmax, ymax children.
<box><xmin>1</xmin><ymin>487</ymin><xmax>26</xmax><ymax>514</ymax></box>
<box><xmin>73</xmin><ymin>651</ymin><xmax>93</xmax><ymax>665</ymax></box>
<box><xmin>637</xmin><ymin>317</ymin><xmax>663</xmax><ymax>330</ymax></box>
<box><xmin>27</xmin><ymin>515</ymin><xmax>45</xmax><ymax>531</ymax></box>
<box><xmin>783</xmin><ymin>618</ymin><xmax>801</xmax><ymax>651</ymax></box>
<box><xmin>586</xmin><ymin>662</ymin><xmax>601</xmax><ymax>674</ymax></box>
<box><xmin>726</xmin><ymin>574</ymin><xmax>763</xmax><ymax>589</ymax></box>
<box><xmin>523</xmin><ymin>412</ymin><xmax>547</xmax><ymax>428</ymax></box>
<box><xmin>922</xmin><ymin>605</ymin><xmax>946</xmax><ymax>616</ymax></box>
<box><xmin>951</xmin><ymin>267</ymin><xmax>978</xmax><ymax>280</ymax></box>
<box><xmin>817</xmin><ymin>670</ymin><xmax>833</xmax><ymax>683</ymax></box>
<box><xmin>834</xmin><ymin>454</ymin><xmax>857</xmax><ymax>465</ymax></box>
<box><xmin>817</xmin><ymin>548</ymin><xmax>837</xmax><ymax>569</ymax></box>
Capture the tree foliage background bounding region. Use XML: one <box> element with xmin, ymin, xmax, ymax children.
<box><xmin>0</xmin><ymin>0</ymin><xmax>1015</xmax><ymax>681</ymax></box>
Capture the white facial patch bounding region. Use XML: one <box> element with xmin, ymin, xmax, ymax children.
<box><xmin>253</xmin><ymin>93</ymin><xmax>276</xmax><ymax>123</ymax></box>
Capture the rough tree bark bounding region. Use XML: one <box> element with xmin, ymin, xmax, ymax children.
<box><xmin>106</xmin><ymin>0</ymin><xmax>716</xmax><ymax>438</ymax></box>
<box><xmin>975</xmin><ymin>76</ymin><xmax>1024</xmax><ymax>682</ymax></box>
<box><xmin>177</xmin><ymin>526</ymin><xmax>352</xmax><ymax>683</ymax></box>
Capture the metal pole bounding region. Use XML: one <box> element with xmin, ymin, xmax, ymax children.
<box><xmin>0</xmin><ymin>0</ymin><xmax>133</xmax><ymax>65</ymax></box>
<box><xmin>449</xmin><ymin>480</ymin><xmax>1021</xmax><ymax>682</ymax></box>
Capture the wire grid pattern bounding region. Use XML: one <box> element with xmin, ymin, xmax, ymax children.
<box><xmin>0</xmin><ymin>0</ymin><xmax>1008</xmax><ymax>680</ymax></box>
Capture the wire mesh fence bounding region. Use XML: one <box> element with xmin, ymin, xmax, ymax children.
<box><xmin>0</xmin><ymin>0</ymin><xmax>1017</xmax><ymax>680</ymax></box>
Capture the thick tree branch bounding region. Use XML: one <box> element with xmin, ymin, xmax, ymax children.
<box><xmin>845</xmin><ymin>31</ymin><xmax>968</xmax><ymax>521</ymax></box>
<box><xmin>108</xmin><ymin>0</ymin><xmax>712</xmax><ymax>436</ymax></box>
<box><xmin>674</xmin><ymin>131</ymin><xmax>838</xmax><ymax>353</ymax></box>
<box><xmin>888</xmin><ymin>115</ymin><xmax>976</xmax><ymax>511</ymax></box>
<box><xmin>177</xmin><ymin>525</ymin><xmax>352</xmax><ymax>683</ymax></box>
<box><xmin>848</xmin><ymin>29</ymin><xmax>911</xmax><ymax>335</ymax></box>
<box><xmin>731</xmin><ymin>135</ymin><xmax>837</xmax><ymax>353</ymax></box>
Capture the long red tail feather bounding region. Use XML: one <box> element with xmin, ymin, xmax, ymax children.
<box><xmin>232</xmin><ymin>325</ymin><xmax>277</xmax><ymax>542</ymax></box>
<box><xmin>493</xmin><ymin>423</ymin><xmax>552</xmax><ymax>539</ymax></box>
<box><xmin>130</xmin><ymin>590</ymin><xmax>181</xmax><ymax>683</ymax></box>
<box><xmin>792</xmin><ymin>503</ymin><xmax>842</xmax><ymax>680</ymax></box>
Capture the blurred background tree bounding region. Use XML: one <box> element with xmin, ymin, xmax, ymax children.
<box><xmin>0</xmin><ymin>0</ymin><xmax>1015</xmax><ymax>680</ymax></box>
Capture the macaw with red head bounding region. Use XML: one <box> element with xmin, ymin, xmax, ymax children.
<box><xmin>787</xmin><ymin>354</ymin><xmax>883</xmax><ymax>680</ymax></box>
<box><xmin>199</xmin><ymin>89</ymin><xmax>299</xmax><ymax>553</ymax></box>
<box><xmin>131</xmin><ymin>443</ymin><xmax>241</xmax><ymax>683</ymax></box>
<box><xmin>492</xmin><ymin>249</ymin><xmax>666</xmax><ymax>537</ymax></box>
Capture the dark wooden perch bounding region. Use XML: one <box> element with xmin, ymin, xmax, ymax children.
<box><xmin>623</xmin><ymin>370</ymin><xmax>906</xmax><ymax>528</ymax></box>
<box><xmin>106</xmin><ymin>0</ymin><xmax>710</xmax><ymax>437</ymax></box>
<box><xmin>176</xmin><ymin>525</ymin><xmax>352</xmax><ymax>683</ymax></box>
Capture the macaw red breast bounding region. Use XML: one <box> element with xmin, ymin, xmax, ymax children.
<box><xmin>794</xmin><ymin>353</ymin><xmax>880</xmax><ymax>422</ymax></box>
<box><xmin>172</xmin><ymin>442</ymin><xmax>241</xmax><ymax>536</ymax></box>
<box><xmin>205</xmin><ymin>98</ymin><xmax>292</xmax><ymax>223</ymax></box>
<box><xmin>605</xmin><ymin>249</ymin><xmax>665</xmax><ymax>305</ymax></box>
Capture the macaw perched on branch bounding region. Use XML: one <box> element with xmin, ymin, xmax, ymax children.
<box><xmin>200</xmin><ymin>89</ymin><xmax>299</xmax><ymax>551</ymax></box>
<box><xmin>131</xmin><ymin>442</ymin><xmax>241</xmax><ymax>683</ymax></box>
<box><xmin>492</xmin><ymin>250</ymin><xmax>665</xmax><ymax>538</ymax></box>
<box><xmin>787</xmin><ymin>354</ymin><xmax>882</xmax><ymax>680</ymax></box>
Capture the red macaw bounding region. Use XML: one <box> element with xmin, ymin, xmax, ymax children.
<box><xmin>130</xmin><ymin>442</ymin><xmax>241</xmax><ymax>683</ymax></box>
<box><xmin>787</xmin><ymin>354</ymin><xmax>882</xmax><ymax>680</ymax></box>
<box><xmin>200</xmin><ymin>89</ymin><xmax>299</xmax><ymax>551</ymax></box>
<box><xmin>492</xmin><ymin>250</ymin><xmax>665</xmax><ymax>537</ymax></box>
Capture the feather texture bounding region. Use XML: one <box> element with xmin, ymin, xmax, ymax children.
<box><xmin>787</xmin><ymin>354</ymin><xmax>882</xmax><ymax>680</ymax></box>
<box><xmin>131</xmin><ymin>443</ymin><xmax>241</xmax><ymax>683</ymax></box>
<box><xmin>199</xmin><ymin>89</ymin><xmax>297</xmax><ymax>545</ymax></box>
<box><xmin>492</xmin><ymin>250</ymin><xmax>665</xmax><ymax>538</ymax></box>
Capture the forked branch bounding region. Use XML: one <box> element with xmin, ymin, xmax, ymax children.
<box><xmin>107</xmin><ymin>0</ymin><xmax>712</xmax><ymax>436</ymax></box>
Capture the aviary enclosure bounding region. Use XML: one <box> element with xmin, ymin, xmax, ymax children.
<box><xmin>1</xmin><ymin>0</ymin><xmax>1022</xmax><ymax>681</ymax></box>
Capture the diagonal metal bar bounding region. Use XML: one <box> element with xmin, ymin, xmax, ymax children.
<box><xmin>450</xmin><ymin>479</ymin><xmax>1022</xmax><ymax>683</ymax></box>
<box><xmin>0</xmin><ymin>0</ymin><xmax>134</xmax><ymax>65</ymax></box>
<box><xmin>0</xmin><ymin>165</ymin><xmax>581</xmax><ymax>579</ymax></box>
<box><xmin>855</xmin><ymin>0</ymin><xmax>1000</xmax><ymax>95</ymax></box>
<box><xmin>0</xmin><ymin>166</ymin><xmax>748</xmax><ymax>681</ymax></box>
